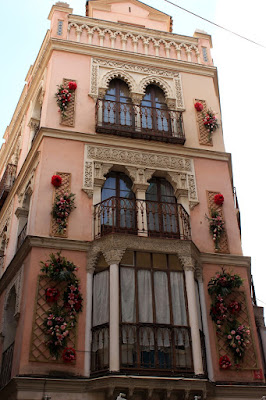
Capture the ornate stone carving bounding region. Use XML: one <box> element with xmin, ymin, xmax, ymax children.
<box><xmin>84</xmin><ymin>161</ymin><xmax>93</xmax><ymax>188</ymax></box>
<box><xmin>179</xmin><ymin>255</ymin><xmax>195</xmax><ymax>271</ymax></box>
<box><xmin>138</xmin><ymin>76</ymin><xmax>173</xmax><ymax>99</ymax></box>
<box><xmin>82</xmin><ymin>188</ymin><xmax>93</xmax><ymax>198</ymax></box>
<box><xmin>90</xmin><ymin>63</ymin><xmax>98</xmax><ymax>98</ymax></box>
<box><xmin>174</xmin><ymin>75</ymin><xmax>185</xmax><ymax>109</ymax></box>
<box><xmin>94</xmin><ymin>162</ymin><xmax>113</xmax><ymax>185</ymax></box>
<box><xmin>102</xmin><ymin>248</ymin><xmax>126</xmax><ymax>265</ymax></box>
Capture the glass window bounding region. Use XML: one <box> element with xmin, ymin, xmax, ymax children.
<box><xmin>141</xmin><ymin>85</ymin><xmax>170</xmax><ymax>133</ymax></box>
<box><xmin>103</xmin><ymin>79</ymin><xmax>133</xmax><ymax>127</ymax></box>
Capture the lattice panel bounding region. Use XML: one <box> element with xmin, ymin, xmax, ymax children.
<box><xmin>215</xmin><ymin>291</ymin><xmax>259</xmax><ymax>370</ymax></box>
<box><xmin>60</xmin><ymin>78</ymin><xmax>76</xmax><ymax>127</ymax></box>
<box><xmin>207</xmin><ymin>190</ymin><xmax>229</xmax><ymax>254</ymax></box>
<box><xmin>29</xmin><ymin>275</ymin><xmax>76</xmax><ymax>363</ymax></box>
<box><xmin>50</xmin><ymin>172</ymin><xmax>71</xmax><ymax>238</ymax></box>
<box><xmin>195</xmin><ymin>99</ymin><xmax>213</xmax><ymax>146</ymax></box>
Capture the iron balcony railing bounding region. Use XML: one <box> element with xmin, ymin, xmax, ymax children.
<box><xmin>96</xmin><ymin>99</ymin><xmax>185</xmax><ymax>144</ymax></box>
<box><xmin>0</xmin><ymin>164</ymin><xmax>17</xmax><ymax>211</ymax></box>
<box><xmin>120</xmin><ymin>323</ymin><xmax>193</xmax><ymax>373</ymax></box>
<box><xmin>94</xmin><ymin>197</ymin><xmax>191</xmax><ymax>240</ymax></box>
<box><xmin>0</xmin><ymin>342</ymin><xmax>14</xmax><ymax>388</ymax></box>
<box><xmin>91</xmin><ymin>324</ymin><xmax>109</xmax><ymax>373</ymax></box>
<box><xmin>17</xmin><ymin>223</ymin><xmax>27</xmax><ymax>251</ymax></box>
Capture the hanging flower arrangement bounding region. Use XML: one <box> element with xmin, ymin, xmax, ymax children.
<box><xmin>52</xmin><ymin>192</ymin><xmax>76</xmax><ymax>234</ymax></box>
<box><xmin>41</xmin><ymin>252</ymin><xmax>83</xmax><ymax>361</ymax></box>
<box><xmin>51</xmin><ymin>175</ymin><xmax>62</xmax><ymax>188</ymax></box>
<box><xmin>206</xmin><ymin>209</ymin><xmax>225</xmax><ymax>251</ymax></box>
<box><xmin>208</xmin><ymin>268</ymin><xmax>250</xmax><ymax>369</ymax></box>
<box><xmin>194</xmin><ymin>102</ymin><xmax>204</xmax><ymax>111</ymax></box>
<box><xmin>214</xmin><ymin>193</ymin><xmax>224</xmax><ymax>206</ymax></box>
<box><xmin>203</xmin><ymin>109</ymin><xmax>219</xmax><ymax>140</ymax></box>
<box><xmin>55</xmin><ymin>81</ymin><xmax>77</xmax><ymax>118</ymax></box>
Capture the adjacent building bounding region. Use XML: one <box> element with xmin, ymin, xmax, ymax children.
<box><xmin>0</xmin><ymin>1</ymin><xmax>265</xmax><ymax>399</ymax></box>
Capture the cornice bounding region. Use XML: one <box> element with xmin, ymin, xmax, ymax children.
<box><xmin>0</xmin><ymin>236</ymin><xmax>88</xmax><ymax>295</ymax></box>
<box><xmin>40</xmin><ymin>127</ymin><xmax>232</xmax><ymax>162</ymax></box>
<box><xmin>50</xmin><ymin>38</ymin><xmax>217</xmax><ymax>77</ymax></box>
<box><xmin>201</xmin><ymin>252</ymin><xmax>251</xmax><ymax>269</ymax></box>
<box><xmin>68</xmin><ymin>15</ymin><xmax>197</xmax><ymax>45</ymax></box>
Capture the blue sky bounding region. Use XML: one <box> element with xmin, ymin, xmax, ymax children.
<box><xmin>1</xmin><ymin>0</ymin><xmax>266</xmax><ymax>311</ymax></box>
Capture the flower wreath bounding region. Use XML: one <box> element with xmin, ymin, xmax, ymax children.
<box><xmin>41</xmin><ymin>252</ymin><xmax>83</xmax><ymax>361</ymax></box>
<box><xmin>55</xmin><ymin>81</ymin><xmax>77</xmax><ymax>118</ymax></box>
<box><xmin>52</xmin><ymin>192</ymin><xmax>76</xmax><ymax>234</ymax></box>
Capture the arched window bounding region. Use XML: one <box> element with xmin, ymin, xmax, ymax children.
<box><xmin>103</xmin><ymin>79</ymin><xmax>133</xmax><ymax>127</ymax></box>
<box><xmin>146</xmin><ymin>177</ymin><xmax>179</xmax><ymax>237</ymax></box>
<box><xmin>141</xmin><ymin>85</ymin><xmax>170</xmax><ymax>134</ymax></box>
<box><xmin>100</xmin><ymin>172</ymin><xmax>136</xmax><ymax>234</ymax></box>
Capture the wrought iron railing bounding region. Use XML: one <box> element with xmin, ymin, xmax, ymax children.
<box><xmin>96</xmin><ymin>99</ymin><xmax>185</xmax><ymax>144</ymax></box>
<box><xmin>0</xmin><ymin>342</ymin><xmax>14</xmax><ymax>388</ymax></box>
<box><xmin>94</xmin><ymin>197</ymin><xmax>191</xmax><ymax>240</ymax></box>
<box><xmin>120</xmin><ymin>323</ymin><xmax>193</xmax><ymax>373</ymax></box>
<box><xmin>17</xmin><ymin>223</ymin><xmax>27</xmax><ymax>251</ymax></box>
<box><xmin>0</xmin><ymin>164</ymin><xmax>17</xmax><ymax>210</ymax></box>
<box><xmin>91</xmin><ymin>324</ymin><xmax>109</xmax><ymax>373</ymax></box>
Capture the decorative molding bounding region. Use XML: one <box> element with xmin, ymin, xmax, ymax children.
<box><xmin>90</xmin><ymin>58</ymin><xmax>185</xmax><ymax>109</ymax></box>
<box><xmin>102</xmin><ymin>248</ymin><xmax>126</xmax><ymax>266</ymax></box>
<box><xmin>84</xmin><ymin>144</ymin><xmax>199</xmax><ymax>209</ymax></box>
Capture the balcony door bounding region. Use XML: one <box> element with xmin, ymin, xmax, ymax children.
<box><xmin>103</xmin><ymin>79</ymin><xmax>133</xmax><ymax>128</ymax></box>
<box><xmin>141</xmin><ymin>85</ymin><xmax>170</xmax><ymax>134</ymax></box>
<box><xmin>101</xmin><ymin>172</ymin><xmax>136</xmax><ymax>234</ymax></box>
<box><xmin>146</xmin><ymin>177</ymin><xmax>180</xmax><ymax>238</ymax></box>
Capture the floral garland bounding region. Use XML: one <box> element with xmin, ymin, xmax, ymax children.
<box><xmin>208</xmin><ymin>269</ymin><xmax>250</xmax><ymax>368</ymax></box>
<box><xmin>214</xmin><ymin>193</ymin><xmax>224</xmax><ymax>206</ymax></box>
<box><xmin>41</xmin><ymin>252</ymin><xmax>83</xmax><ymax>361</ymax></box>
<box><xmin>202</xmin><ymin>109</ymin><xmax>219</xmax><ymax>140</ymax></box>
<box><xmin>52</xmin><ymin>192</ymin><xmax>76</xmax><ymax>234</ymax></box>
<box><xmin>206</xmin><ymin>209</ymin><xmax>225</xmax><ymax>251</ymax></box>
<box><xmin>55</xmin><ymin>81</ymin><xmax>77</xmax><ymax>118</ymax></box>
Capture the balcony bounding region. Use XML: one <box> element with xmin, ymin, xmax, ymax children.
<box><xmin>0</xmin><ymin>164</ymin><xmax>17</xmax><ymax>211</ymax></box>
<box><xmin>94</xmin><ymin>197</ymin><xmax>191</xmax><ymax>240</ymax></box>
<box><xmin>17</xmin><ymin>223</ymin><xmax>27</xmax><ymax>251</ymax></box>
<box><xmin>96</xmin><ymin>99</ymin><xmax>185</xmax><ymax>144</ymax></box>
<box><xmin>91</xmin><ymin>324</ymin><xmax>193</xmax><ymax>375</ymax></box>
<box><xmin>0</xmin><ymin>342</ymin><xmax>14</xmax><ymax>388</ymax></box>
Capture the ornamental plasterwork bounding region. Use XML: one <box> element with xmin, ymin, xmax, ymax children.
<box><xmin>83</xmin><ymin>144</ymin><xmax>199</xmax><ymax>209</ymax></box>
<box><xmin>17</xmin><ymin>153</ymin><xmax>39</xmax><ymax>204</ymax></box>
<box><xmin>0</xmin><ymin>266</ymin><xmax>24</xmax><ymax>336</ymax></box>
<box><xmin>0</xmin><ymin>200</ymin><xmax>14</xmax><ymax>247</ymax></box>
<box><xmin>89</xmin><ymin>58</ymin><xmax>185</xmax><ymax>109</ymax></box>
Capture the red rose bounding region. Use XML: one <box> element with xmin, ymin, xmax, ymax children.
<box><xmin>214</xmin><ymin>193</ymin><xmax>224</xmax><ymax>206</ymax></box>
<box><xmin>62</xmin><ymin>347</ymin><xmax>76</xmax><ymax>363</ymax></box>
<box><xmin>219</xmin><ymin>355</ymin><xmax>231</xmax><ymax>369</ymax></box>
<box><xmin>51</xmin><ymin>175</ymin><xmax>62</xmax><ymax>187</ymax></box>
<box><xmin>194</xmin><ymin>102</ymin><xmax>203</xmax><ymax>112</ymax></box>
<box><xmin>45</xmin><ymin>288</ymin><xmax>60</xmax><ymax>303</ymax></box>
<box><xmin>68</xmin><ymin>81</ymin><xmax>77</xmax><ymax>91</ymax></box>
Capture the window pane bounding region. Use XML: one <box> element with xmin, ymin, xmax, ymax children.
<box><xmin>93</xmin><ymin>270</ymin><xmax>109</xmax><ymax>326</ymax></box>
<box><xmin>121</xmin><ymin>267</ymin><xmax>136</xmax><ymax>323</ymax></box>
<box><xmin>170</xmin><ymin>272</ymin><xmax>187</xmax><ymax>326</ymax></box>
<box><xmin>153</xmin><ymin>253</ymin><xmax>167</xmax><ymax>269</ymax></box>
<box><xmin>168</xmin><ymin>254</ymin><xmax>182</xmax><ymax>271</ymax></box>
<box><xmin>154</xmin><ymin>271</ymin><xmax>170</xmax><ymax>324</ymax></box>
<box><xmin>136</xmin><ymin>252</ymin><xmax>151</xmax><ymax>268</ymax></box>
<box><xmin>120</xmin><ymin>250</ymin><xmax>134</xmax><ymax>266</ymax></box>
<box><xmin>138</xmin><ymin>270</ymin><xmax>153</xmax><ymax>322</ymax></box>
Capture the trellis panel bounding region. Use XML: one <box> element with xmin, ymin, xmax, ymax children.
<box><xmin>50</xmin><ymin>172</ymin><xmax>71</xmax><ymax>238</ymax></box>
<box><xmin>195</xmin><ymin>99</ymin><xmax>213</xmax><ymax>146</ymax></box>
<box><xmin>60</xmin><ymin>78</ymin><xmax>76</xmax><ymax>127</ymax></box>
<box><xmin>207</xmin><ymin>190</ymin><xmax>229</xmax><ymax>254</ymax></box>
<box><xmin>29</xmin><ymin>275</ymin><xmax>76</xmax><ymax>363</ymax></box>
<box><xmin>215</xmin><ymin>291</ymin><xmax>259</xmax><ymax>370</ymax></box>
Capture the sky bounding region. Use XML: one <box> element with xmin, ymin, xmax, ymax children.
<box><xmin>1</xmin><ymin>1</ymin><xmax>266</xmax><ymax>311</ymax></box>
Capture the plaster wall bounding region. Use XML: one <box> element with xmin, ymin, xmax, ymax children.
<box><xmin>191</xmin><ymin>157</ymin><xmax>242</xmax><ymax>255</ymax></box>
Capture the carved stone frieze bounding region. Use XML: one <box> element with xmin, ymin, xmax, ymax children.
<box><xmin>102</xmin><ymin>248</ymin><xmax>126</xmax><ymax>266</ymax></box>
<box><xmin>90</xmin><ymin>58</ymin><xmax>185</xmax><ymax>109</ymax></box>
<box><xmin>84</xmin><ymin>144</ymin><xmax>199</xmax><ymax>209</ymax></box>
<box><xmin>179</xmin><ymin>255</ymin><xmax>195</xmax><ymax>271</ymax></box>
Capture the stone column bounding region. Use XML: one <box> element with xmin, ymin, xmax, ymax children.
<box><xmin>84</xmin><ymin>267</ymin><xmax>94</xmax><ymax>376</ymax></box>
<box><xmin>197</xmin><ymin>271</ymin><xmax>214</xmax><ymax>381</ymax></box>
<box><xmin>103</xmin><ymin>249</ymin><xmax>125</xmax><ymax>372</ymax></box>
<box><xmin>181</xmin><ymin>257</ymin><xmax>204</xmax><ymax>375</ymax></box>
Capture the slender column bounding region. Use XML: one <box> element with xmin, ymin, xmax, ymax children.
<box><xmin>109</xmin><ymin>263</ymin><xmax>120</xmax><ymax>371</ymax></box>
<box><xmin>84</xmin><ymin>269</ymin><xmax>93</xmax><ymax>376</ymax></box>
<box><xmin>198</xmin><ymin>274</ymin><xmax>214</xmax><ymax>381</ymax></box>
<box><xmin>134</xmin><ymin>187</ymin><xmax>148</xmax><ymax>236</ymax></box>
<box><xmin>184</xmin><ymin>265</ymin><xmax>204</xmax><ymax>375</ymax></box>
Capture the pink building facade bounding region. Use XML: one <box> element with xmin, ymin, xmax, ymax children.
<box><xmin>0</xmin><ymin>1</ymin><xmax>265</xmax><ymax>399</ymax></box>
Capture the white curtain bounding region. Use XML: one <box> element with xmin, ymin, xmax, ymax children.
<box><xmin>121</xmin><ymin>268</ymin><xmax>135</xmax><ymax>323</ymax></box>
<box><xmin>170</xmin><ymin>272</ymin><xmax>187</xmax><ymax>326</ymax></box>
<box><xmin>137</xmin><ymin>270</ymin><xmax>153</xmax><ymax>323</ymax></box>
<box><xmin>154</xmin><ymin>271</ymin><xmax>170</xmax><ymax>324</ymax></box>
<box><xmin>92</xmin><ymin>270</ymin><xmax>109</xmax><ymax>327</ymax></box>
